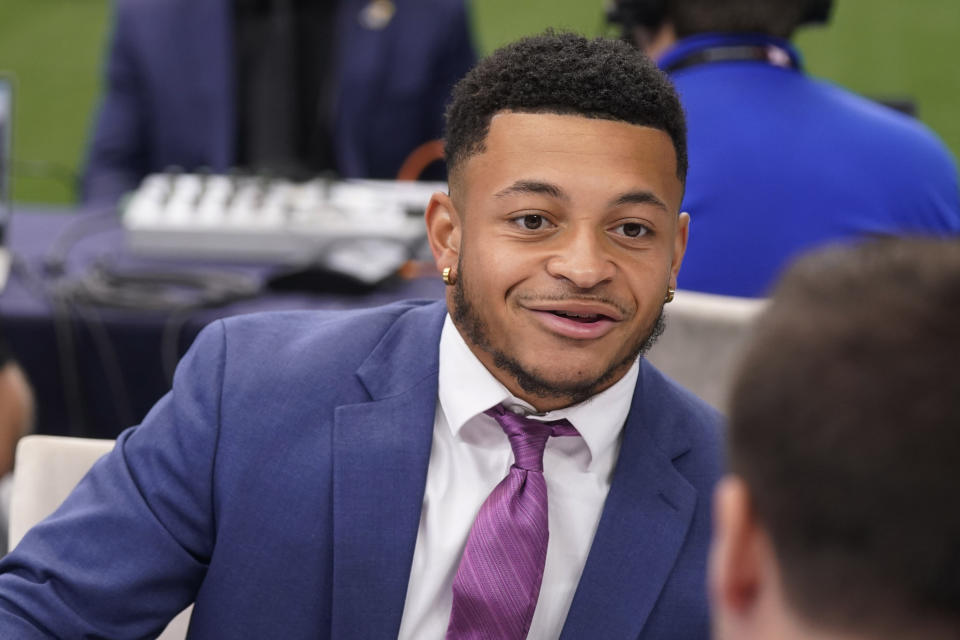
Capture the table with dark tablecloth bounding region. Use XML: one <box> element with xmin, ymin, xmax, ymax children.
<box><xmin>0</xmin><ymin>209</ymin><xmax>445</xmax><ymax>438</ymax></box>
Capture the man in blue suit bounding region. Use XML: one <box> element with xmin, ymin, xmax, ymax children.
<box><xmin>81</xmin><ymin>0</ymin><xmax>476</xmax><ymax>205</ymax></box>
<box><xmin>0</xmin><ymin>33</ymin><xmax>722</xmax><ymax>638</ymax></box>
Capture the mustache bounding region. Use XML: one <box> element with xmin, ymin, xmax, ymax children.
<box><xmin>512</xmin><ymin>291</ymin><xmax>632</xmax><ymax>317</ymax></box>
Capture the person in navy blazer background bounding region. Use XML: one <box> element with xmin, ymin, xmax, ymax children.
<box><xmin>81</xmin><ymin>0</ymin><xmax>476</xmax><ymax>205</ymax></box>
<box><xmin>0</xmin><ymin>33</ymin><xmax>722</xmax><ymax>638</ymax></box>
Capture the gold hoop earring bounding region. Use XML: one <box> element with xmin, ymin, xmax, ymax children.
<box><xmin>442</xmin><ymin>267</ymin><xmax>456</xmax><ymax>286</ymax></box>
<box><xmin>664</xmin><ymin>287</ymin><xmax>675</xmax><ymax>304</ymax></box>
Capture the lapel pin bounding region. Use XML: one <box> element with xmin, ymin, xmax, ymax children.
<box><xmin>359</xmin><ymin>0</ymin><xmax>395</xmax><ymax>30</ymax></box>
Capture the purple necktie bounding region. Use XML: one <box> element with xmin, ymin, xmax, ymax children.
<box><xmin>446</xmin><ymin>404</ymin><xmax>579</xmax><ymax>640</ymax></box>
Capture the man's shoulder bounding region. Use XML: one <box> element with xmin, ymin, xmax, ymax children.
<box><xmin>178</xmin><ymin>300</ymin><xmax>445</xmax><ymax>411</ymax></box>
<box><xmin>682</xmin><ymin>65</ymin><xmax>953</xmax><ymax>165</ymax></box>
<box><xmin>200</xmin><ymin>300</ymin><xmax>443</xmax><ymax>374</ymax></box>
<box><xmin>810</xmin><ymin>78</ymin><xmax>949</xmax><ymax>149</ymax></box>
<box><xmin>216</xmin><ymin>299</ymin><xmax>443</xmax><ymax>348</ymax></box>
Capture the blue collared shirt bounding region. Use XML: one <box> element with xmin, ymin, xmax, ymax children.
<box><xmin>660</xmin><ymin>33</ymin><xmax>960</xmax><ymax>297</ymax></box>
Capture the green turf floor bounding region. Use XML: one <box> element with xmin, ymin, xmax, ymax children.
<box><xmin>1</xmin><ymin>0</ymin><xmax>957</xmax><ymax>204</ymax></box>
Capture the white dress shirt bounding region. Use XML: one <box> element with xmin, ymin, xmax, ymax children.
<box><xmin>397</xmin><ymin>315</ymin><xmax>639</xmax><ymax>639</ymax></box>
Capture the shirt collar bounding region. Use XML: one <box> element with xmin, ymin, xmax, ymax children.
<box><xmin>438</xmin><ymin>314</ymin><xmax>637</xmax><ymax>469</ymax></box>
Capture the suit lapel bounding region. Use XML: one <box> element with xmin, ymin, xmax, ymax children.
<box><xmin>330</xmin><ymin>303</ymin><xmax>446</xmax><ymax>638</ymax></box>
<box><xmin>561</xmin><ymin>364</ymin><xmax>699</xmax><ymax>639</ymax></box>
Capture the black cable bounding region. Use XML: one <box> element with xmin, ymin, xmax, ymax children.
<box><xmin>17</xmin><ymin>206</ymin><xmax>261</xmax><ymax>435</ymax></box>
<box><xmin>60</xmin><ymin>259</ymin><xmax>262</xmax><ymax>386</ymax></box>
<box><xmin>10</xmin><ymin>253</ymin><xmax>87</xmax><ymax>436</ymax></box>
<box><xmin>41</xmin><ymin>206</ymin><xmax>121</xmax><ymax>278</ymax></box>
<box><xmin>65</xmin><ymin>301</ymin><xmax>136</xmax><ymax>429</ymax></box>
<box><xmin>61</xmin><ymin>260</ymin><xmax>261</xmax><ymax>311</ymax></box>
<box><xmin>50</xmin><ymin>291</ymin><xmax>88</xmax><ymax>437</ymax></box>
<box><xmin>35</xmin><ymin>205</ymin><xmax>132</xmax><ymax>434</ymax></box>
<box><xmin>160</xmin><ymin>308</ymin><xmax>193</xmax><ymax>387</ymax></box>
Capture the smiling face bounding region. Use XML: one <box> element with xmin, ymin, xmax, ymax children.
<box><xmin>427</xmin><ymin>112</ymin><xmax>689</xmax><ymax>411</ymax></box>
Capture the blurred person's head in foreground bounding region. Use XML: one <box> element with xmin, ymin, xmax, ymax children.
<box><xmin>711</xmin><ymin>237</ymin><xmax>960</xmax><ymax>640</ymax></box>
<box><xmin>609</xmin><ymin>0</ymin><xmax>833</xmax><ymax>58</ymax></box>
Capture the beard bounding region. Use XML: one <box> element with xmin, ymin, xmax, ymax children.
<box><xmin>450</xmin><ymin>260</ymin><xmax>666</xmax><ymax>407</ymax></box>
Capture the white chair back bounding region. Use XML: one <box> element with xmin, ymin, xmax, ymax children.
<box><xmin>646</xmin><ymin>289</ymin><xmax>767</xmax><ymax>413</ymax></box>
<box><xmin>9</xmin><ymin>435</ymin><xmax>192</xmax><ymax>640</ymax></box>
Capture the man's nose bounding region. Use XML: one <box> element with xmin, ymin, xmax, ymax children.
<box><xmin>544</xmin><ymin>227</ymin><xmax>616</xmax><ymax>290</ymax></box>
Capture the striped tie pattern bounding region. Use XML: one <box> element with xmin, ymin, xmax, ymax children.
<box><xmin>446</xmin><ymin>404</ymin><xmax>579</xmax><ymax>639</ymax></box>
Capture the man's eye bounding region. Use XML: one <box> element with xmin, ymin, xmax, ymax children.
<box><xmin>512</xmin><ymin>214</ymin><xmax>550</xmax><ymax>230</ymax></box>
<box><xmin>614</xmin><ymin>222</ymin><xmax>650</xmax><ymax>238</ymax></box>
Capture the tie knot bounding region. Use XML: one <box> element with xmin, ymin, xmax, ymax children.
<box><xmin>484</xmin><ymin>404</ymin><xmax>579</xmax><ymax>472</ymax></box>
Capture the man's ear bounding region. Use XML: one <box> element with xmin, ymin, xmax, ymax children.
<box><xmin>425</xmin><ymin>191</ymin><xmax>462</xmax><ymax>273</ymax></box>
<box><xmin>709</xmin><ymin>476</ymin><xmax>766</xmax><ymax>616</ymax></box>
<box><xmin>670</xmin><ymin>211</ymin><xmax>690</xmax><ymax>290</ymax></box>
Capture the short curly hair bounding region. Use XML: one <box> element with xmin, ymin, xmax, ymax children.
<box><xmin>444</xmin><ymin>31</ymin><xmax>687</xmax><ymax>184</ymax></box>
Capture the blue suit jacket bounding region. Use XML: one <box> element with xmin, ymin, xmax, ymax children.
<box><xmin>0</xmin><ymin>301</ymin><xmax>723</xmax><ymax>639</ymax></box>
<box><xmin>664</xmin><ymin>34</ymin><xmax>960</xmax><ymax>298</ymax></box>
<box><xmin>81</xmin><ymin>0</ymin><xmax>476</xmax><ymax>204</ymax></box>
